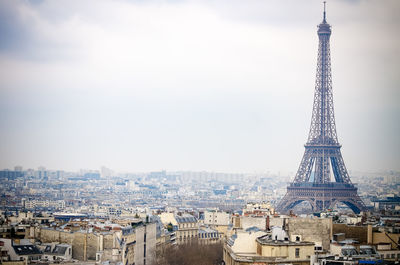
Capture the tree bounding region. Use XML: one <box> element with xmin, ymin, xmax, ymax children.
<box><xmin>155</xmin><ymin>241</ymin><xmax>223</xmax><ymax>265</ymax></box>
<box><xmin>166</xmin><ymin>223</ymin><xmax>173</xmax><ymax>232</ymax></box>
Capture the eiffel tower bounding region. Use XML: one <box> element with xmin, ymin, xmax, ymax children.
<box><xmin>277</xmin><ymin>3</ymin><xmax>366</xmax><ymax>214</ymax></box>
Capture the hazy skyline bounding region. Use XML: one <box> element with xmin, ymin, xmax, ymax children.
<box><xmin>0</xmin><ymin>0</ymin><xmax>399</xmax><ymax>173</ymax></box>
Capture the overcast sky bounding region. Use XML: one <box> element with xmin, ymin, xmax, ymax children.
<box><xmin>0</xmin><ymin>0</ymin><xmax>399</xmax><ymax>174</ymax></box>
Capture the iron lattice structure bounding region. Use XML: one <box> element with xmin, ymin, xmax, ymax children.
<box><xmin>277</xmin><ymin>6</ymin><xmax>366</xmax><ymax>214</ymax></box>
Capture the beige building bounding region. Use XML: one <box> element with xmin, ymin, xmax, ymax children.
<box><xmin>198</xmin><ymin>227</ymin><xmax>219</xmax><ymax>244</ymax></box>
<box><xmin>160</xmin><ymin>213</ymin><xmax>177</xmax><ymax>227</ymax></box>
<box><xmin>35</xmin><ymin>221</ymin><xmax>156</xmax><ymax>265</ymax></box>
<box><xmin>203</xmin><ymin>210</ymin><xmax>230</xmax><ymax>238</ymax></box>
<box><xmin>376</xmin><ymin>243</ymin><xmax>400</xmax><ymax>261</ymax></box>
<box><xmin>96</xmin><ymin>222</ymin><xmax>156</xmax><ymax>265</ymax></box>
<box><xmin>0</xmin><ymin>239</ymin><xmax>43</xmax><ymax>263</ymax></box>
<box><xmin>175</xmin><ymin>214</ymin><xmax>198</xmax><ymax>243</ymax></box>
<box><xmin>232</xmin><ymin>215</ymin><xmax>268</xmax><ymax>231</ymax></box>
<box><xmin>230</xmin><ymin>215</ymin><xmax>332</xmax><ymax>253</ymax></box>
<box><xmin>286</xmin><ymin>217</ymin><xmax>332</xmax><ymax>251</ymax></box>
<box><xmin>243</xmin><ymin>202</ymin><xmax>274</xmax><ymax>216</ymax></box>
<box><xmin>331</xmin><ymin>224</ymin><xmax>400</xmax><ymax>261</ymax></box>
<box><xmin>204</xmin><ymin>210</ymin><xmax>230</xmax><ymax>226</ymax></box>
<box><xmin>224</xmin><ymin>230</ymin><xmax>314</xmax><ymax>265</ymax></box>
<box><xmin>122</xmin><ymin>222</ymin><xmax>156</xmax><ymax>265</ymax></box>
<box><xmin>160</xmin><ymin>213</ymin><xmax>198</xmax><ymax>244</ymax></box>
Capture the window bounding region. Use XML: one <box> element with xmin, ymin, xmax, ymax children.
<box><xmin>295</xmin><ymin>248</ymin><xmax>300</xmax><ymax>258</ymax></box>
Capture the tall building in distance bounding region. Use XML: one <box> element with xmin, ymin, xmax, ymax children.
<box><xmin>277</xmin><ymin>4</ymin><xmax>366</xmax><ymax>214</ymax></box>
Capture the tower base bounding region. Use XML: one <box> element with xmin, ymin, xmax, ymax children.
<box><xmin>277</xmin><ymin>182</ymin><xmax>366</xmax><ymax>214</ymax></box>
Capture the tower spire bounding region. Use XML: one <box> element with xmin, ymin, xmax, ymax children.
<box><xmin>323</xmin><ymin>1</ymin><xmax>327</xmax><ymax>23</ymax></box>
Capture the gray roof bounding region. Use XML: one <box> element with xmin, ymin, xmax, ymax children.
<box><xmin>245</xmin><ymin>226</ymin><xmax>261</xmax><ymax>233</ymax></box>
<box><xmin>44</xmin><ymin>244</ymin><xmax>70</xmax><ymax>255</ymax></box>
<box><xmin>227</xmin><ymin>234</ymin><xmax>237</xmax><ymax>246</ymax></box>
<box><xmin>13</xmin><ymin>245</ymin><xmax>42</xmax><ymax>256</ymax></box>
<box><xmin>175</xmin><ymin>215</ymin><xmax>197</xmax><ymax>223</ymax></box>
<box><xmin>199</xmin><ymin>227</ymin><xmax>217</xmax><ymax>233</ymax></box>
<box><xmin>52</xmin><ymin>245</ymin><xmax>68</xmax><ymax>255</ymax></box>
<box><xmin>256</xmin><ymin>236</ymin><xmax>314</xmax><ymax>246</ymax></box>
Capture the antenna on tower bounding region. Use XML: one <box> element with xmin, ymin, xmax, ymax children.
<box><xmin>323</xmin><ymin>1</ymin><xmax>327</xmax><ymax>23</ymax></box>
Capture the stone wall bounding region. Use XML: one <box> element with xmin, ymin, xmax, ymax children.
<box><xmin>146</xmin><ymin>223</ymin><xmax>157</xmax><ymax>265</ymax></box>
<box><xmin>332</xmin><ymin>223</ymin><xmax>367</xmax><ymax>244</ymax></box>
<box><xmin>2</xmin><ymin>261</ymin><xmax>26</xmax><ymax>265</ymax></box>
<box><xmin>373</xmin><ymin>231</ymin><xmax>400</xmax><ymax>249</ymax></box>
<box><xmin>287</xmin><ymin>218</ymin><xmax>332</xmax><ymax>251</ymax></box>
<box><xmin>103</xmin><ymin>233</ymin><xmax>114</xmax><ymax>249</ymax></box>
<box><xmin>37</xmin><ymin>228</ymin><xmax>100</xmax><ymax>260</ymax></box>
<box><xmin>87</xmin><ymin>233</ymin><xmax>99</xmax><ymax>260</ymax></box>
<box><xmin>269</xmin><ymin>216</ymin><xmax>285</xmax><ymax>227</ymax></box>
<box><xmin>241</xmin><ymin>216</ymin><xmax>266</xmax><ymax>230</ymax></box>
<box><xmin>134</xmin><ymin>226</ymin><xmax>145</xmax><ymax>265</ymax></box>
<box><xmin>71</xmin><ymin>232</ymin><xmax>86</xmax><ymax>260</ymax></box>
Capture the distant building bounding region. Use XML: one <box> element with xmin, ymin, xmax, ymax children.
<box><xmin>243</xmin><ymin>202</ymin><xmax>274</xmax><ymax>216</ymax></box>
<box><xmin>372</xmin><ymin>197</ymin><xmax>400</xmax><ymax>210</ymax></box>
<box><xmin>24</xmin><ymin>199</ymin><xmax>65</xmax><ymax>210</ymax></box>
<box><xmin>0</xmin><ymin>170</ymin><xmax>24</xmax><ymax>180</ymax></box>
<box><xmin>14</xmin><ymin>166</ymin><xmax>23</xmax><ymax>172</ymax></box>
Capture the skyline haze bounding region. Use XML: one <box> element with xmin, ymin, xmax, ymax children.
<box><xmin>0</xmin><ymin>0</ymin><xmax>399</xmax><ymax>173</ymax></box>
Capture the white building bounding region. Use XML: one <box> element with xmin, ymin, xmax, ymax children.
<box><xmin>42</xmin><ymin>243</ymin><xmax>72</xmax><ymax>262</ymax></box>
<box><xmin>203</xmin><ymin>210</ymin><xmax>230</xmax><ymax>226</ymax></box>
<box><xmin>24</xmin><ymin>199</ymin><xmax>65</xmax><ymax>209</ymax></box>
<box><xmin>0</xmin><ymin>239</ymin><xmax>42</xmax><ymax>263</ymax></box>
